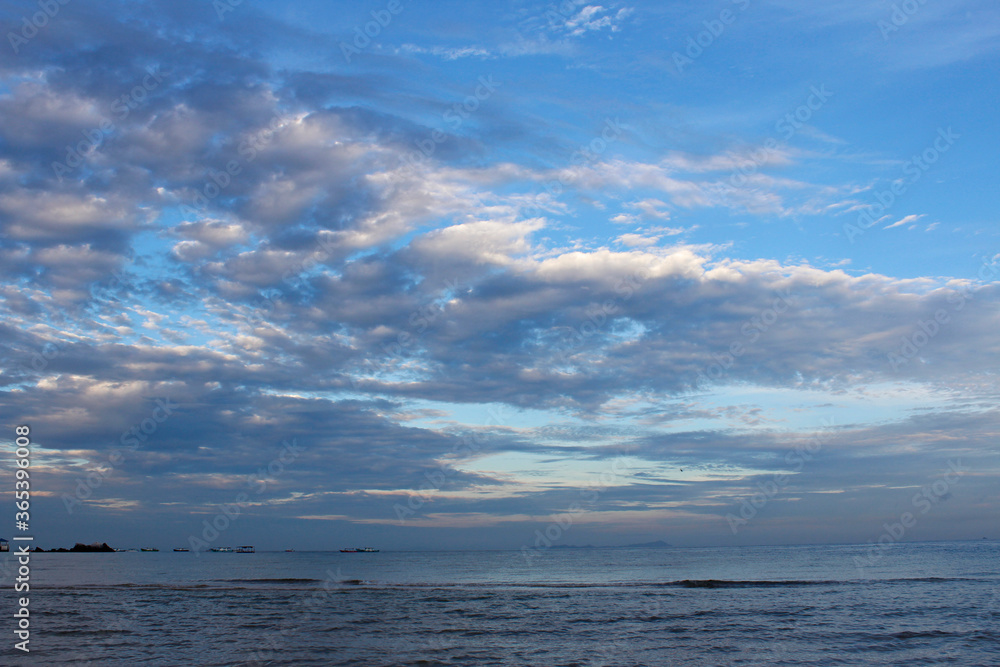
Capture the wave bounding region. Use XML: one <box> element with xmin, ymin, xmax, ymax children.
<box><xmin>328</xmin><ymin>576</ymin><xmax>986</xmax><ymax>590</ymax></box>
<box><xmin>674</xmin><ymin>579</ymin><xmax>835</xmax><ymax>588</ymax></box>
<box><xmin>35</xmin><ymin>576</ymin><xmax>986</xmax><ymax>592</ymax></box>
<box><xmin>663</xmin><ymin>577</ymin><xmax>964</xmax><ymax>588</ymax></box>
<box><xmin>219</xmin><ymin>578</ymin><xmax>322</xmax><ymax>584</ymax></box>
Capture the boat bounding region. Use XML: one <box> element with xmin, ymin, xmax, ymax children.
<box><xmin>285</xmin><ymin>549</ymin><xmax>294</xmax><ymax>552</ymax></box>
<box><xmin>140</xmin><ymin>548</ymin><xmax>159</xmax><ymax>552</ymax></box>
<box><xmin>173</xmin><ymin>548</ymin><xmax>189</xmax><ymax>552</ymax></box>
<box><xmin>235</xmin><ymin>545</ymin><xmax>254</xmax><ymax>553</ymax></box>
<box><xmin>340</xmin><ymin>547</ymin><xmax>379</xmax><ymax>553</ymax></box>
<box><xmin>210</xmin><ymin>546</ymin><xmax>233</xmax><ymax>552</ymax></box>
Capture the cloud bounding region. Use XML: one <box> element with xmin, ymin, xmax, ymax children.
<box><xmin>616</xmin><ymin>233</ymin><xmax>659</xmax><ymax>247</ymax></box>
<box><xmin>626</xmin><ymin>198</ymin><xmax>671</xmax><ymax>219</ymax></box>
<box><xmin>561</xmin><ymin>5</ymin><xmax>635</xmax><ymax>37</ymax></box>
<box><xmin>884</xmin><ymin>214</ymin><xmax>926</xmax><ymax>230</ymax></box>
<box><xmin>398</xmin><ymin>44</ymin><xmax>494</xmax><ymax>60</ymax></box>
<box><xmin>0</xmin><ymin>0</ymin><xmax>996</xmax><ymax>550</ymax></box>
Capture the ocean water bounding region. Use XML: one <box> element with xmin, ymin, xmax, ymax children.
<box><xmin>1</xmin><ymin>541</ymin><xmax>998</xmax><ymax>665</ymax></box>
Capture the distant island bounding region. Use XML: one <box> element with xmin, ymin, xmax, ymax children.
<box><xmin>551</xmin><ymin>540</ymin><xmax>672</xmax><ymax>549</ymax></box>
<box><xmin>32</xmin><ymin>542</ymin><xmax>115</xmax><ymax>553</ymax></box>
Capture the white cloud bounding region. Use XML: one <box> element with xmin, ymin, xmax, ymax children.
<box><xmin>616</xmin><ymin>232</ymin><xmax>659</xmax><ymax>247</ymax></box>
<box><xmin>625</xmin><ymin>198</ymin><xmax>671</xmax><ymax>220</ymax></box>
<box><xmin>398</xmin><ymin>44</ymin><xmax>494</xmax><ymax>60</ymax></box>
<box><xmin>884</xmin><ymin>214</ymin><xmax>926</xmax><ymax>230</ymax></box>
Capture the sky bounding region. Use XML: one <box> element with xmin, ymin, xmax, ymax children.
<box><xmin>0</xmin><ymin>0</ymin><xmax>998</xmax><ymax>552</ymax></box>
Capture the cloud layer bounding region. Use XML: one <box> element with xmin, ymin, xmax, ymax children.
<box><xmin>1</xmin><ymin>0</ymin><xmax>997</xmax><ymax>550</ymax></box>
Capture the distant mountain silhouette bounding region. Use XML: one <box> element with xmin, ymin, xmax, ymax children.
<box><xmin>550</xmin><ymin>544</ymin><xmax>597</xmax><ymax>549</ymax></box>
<box><xmin>623</xmin><ymin>540</ymin><xmax>672</xmax><ymax>548</ymax></box>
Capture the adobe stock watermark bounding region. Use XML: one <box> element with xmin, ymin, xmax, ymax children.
<box><xmin>12</xmin><ymin>249</ymin><xmax>135</xmax><ymax>379</ymax></box>
<box><xmin>520</xmin><ymin>448</ymin><xmax>634</xmax><ymax>565</ymax></box>
<box><xmin>672</xmin><ymin>0</ymin><xmax>751</xmax><ymax>74</ymax></box>
<box><xmin>843</xmin><ymin>127</ymin><xmax>959</xmax><ymax>244</ymax></box>
<box><xmin>726</xmin><ymin>419</ymin><xmax>835</xmax><ymax>534</ymax></box>
<box><xmin>7</xmin><ymin>0</ymin><xmax>71</xmax><ymax>54</ymax></box>
<box><xmin>241</xmin><ymin>565</ymin><xmax>346</xmax><ymax>666</ymax></box>
<box><xmin>540</xmin><ymin>0</ymin><xmax>585</xmax><ymax>29</ymax></box>
<box><xmin>247</xmin><ymin>134</ymin><xmax>478</xmax><ymax>328</ymax></box>
<box><xmin>775</xmin><ymin>85</ymin><xmax>834</xmax><ymax>139</ymax></box>
<box><xmin>52</xmin><ymin>68</ymin><xmax>165</xmax><ymax>177</ymax></box>
<box><xmin>697</xmin><ymin>289</ymin><xmax>795</xmax><ymax>386</ymax></box>
<box><xmin>246</xmin><ymin>233</ymin><xmax>341</xmax><ymax>329</ymax></box>
<box><xmin>521</xmin><ymin>117</ymin><xmax>626</xmax><ymax>219</ymax></box>
<box><xmin>87</xmin><ymin>250</ymin><xmax>136</xmax><ymax>303</ymax></box>
<box><xmin>376</xmin><ymin>279</ymin><xmax>460</xmax><ymax>359</ymax></box>
<box><xmin>550</xmin><ymin>269</ymin><xmax>651</xmax><ymax>366</ymax></box>
<box><xmin>877</xmin><ymin>0</ymin><xmax>929</xmax><ymax>40</ymax></box>
<box><xmin>941</xmin><ymin>582</ymin><xmax>1000</xmax><ymax>663</ymax></box>
<box><xmin>853</xmin><ymin>459</ymin><xmax>967</xmax><ymax>572</ymax></box>
<box><xmin>395</xmin><ymin>75</ymin><xmax>501</xmax><ymax>181</ymax></box>
<box><xmin>339</xmin><ymin>0</ymin><xmax>408</xmax><ymax>63</ymax></box>
<box><xmin>188</xmin><ymin>438</ymin><xmax>301</xmax><ymax>554</ymax></box>
<box><xmin>247</xmin><ymin>206</ymin><xmax>453</xmax><ymax>332</ymax></box>
<box><xmin>213</xmin><ymin>0</ymin><xmax>243</xmax><ymax>20</ymax></box>
<box><xmin>592</xmin><ymin>641</ymin><xmax>640</xmax><ymax>667</ymax></box>
<box><xmin>185</xmin><ymin>112</ymin><xmax>308</xmax><ymax>327</ymax></box>
<box><xmin>351</xmin><ymin>277</ymin><xmax>461</xmax><ymax>392</ymax></box>
<box><xmin>179</xmin><ymin>112</ymin><xmax>288</xmax><ymax>222</ymax></box>
<box><xmin>888</xmin><ymin>308</ymin><xmax>951</xmax><ymax>370</ymax></box>
<box><xmin>243</xmin><ymin>93</ymin><xmax>487</xmax><ymax>328</ymax></box>
<box><xmin>394</xmin><ymin>406</ymin><xmax>504</xmax><ymax>522</ymax></box>
<box><xmin>888</xmin><ymin>255</ymin><xmax>998</xmax><ymax>370</ymax></box>
<box><xmin>16</xmin><ymin>340</ymin><xmax>64</xmax><ymax>378</ymax></box>
<box><xmin>712</xmin><ymin>85</ymin><xmax>833</xmax><ymax>207</ymax></box>
<box><xmin>61</xmin><ymin>398</ymin><xmax>178</xmax><ymax>514</ymax></box>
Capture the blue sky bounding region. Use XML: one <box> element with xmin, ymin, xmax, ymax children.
<box><xmin>0</xmin><ymin>0</ymin><xmax>998</xmax><ymax>551</ymax></box>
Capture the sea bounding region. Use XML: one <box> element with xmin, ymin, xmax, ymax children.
<box><xmin>1</xmin><ymin>540</ymin><xmax>997</xmax><ymax>665</ymax></box>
